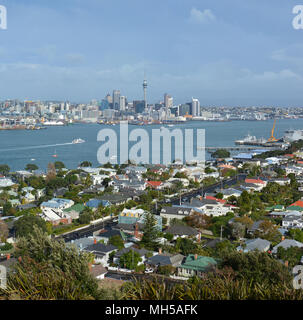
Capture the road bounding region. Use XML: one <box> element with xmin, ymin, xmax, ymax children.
<box><xmin>57</xmin><ymin>174</ymin><xmax>246</xmax><ymax>242</ymax></box>
<box><xmin>56</xmin><ymin>219</ymin><xmax>116</xmax><ymax>242</ymax></box>
<box><xmin>168</xmin><ymin>174</ymin><xmax>246</xmax><ymax>205</ymax></box>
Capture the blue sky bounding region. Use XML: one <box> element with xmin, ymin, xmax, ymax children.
<box><xmin>1</xmin><ymin>0</ymin><xmax>303</xmax><ymax>106</ymax></box>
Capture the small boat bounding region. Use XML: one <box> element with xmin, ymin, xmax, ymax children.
<box><xmin>52</xmin><ymin>149</ymin><xmax>58</xmax><ymax>158</ymax></box>
<box><xmin>31</xmin><ymin>158</ymin><xmax>36</xmax><ymax>161</ymax></box>
<box><xmin>72</xmin><ymin>138</ymin><xmax>85</xmax><ymax>144</ymax></box>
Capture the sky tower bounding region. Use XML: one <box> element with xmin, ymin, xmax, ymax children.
<box><xmin>143</xmin><ymin>76</ymin><xmax>147</xmax><ymax>111</ymax></box>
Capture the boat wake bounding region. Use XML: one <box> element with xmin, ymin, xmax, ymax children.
<box><xmin>0</xmin><ymin>142</ymin><xmax>74</xmax><ymax>152</ymax></box>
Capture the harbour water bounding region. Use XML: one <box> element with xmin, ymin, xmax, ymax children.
<box><xmin>0</xmin><ymin>119</ymin><xmax>302</xmax><ymax>171</ymax></box>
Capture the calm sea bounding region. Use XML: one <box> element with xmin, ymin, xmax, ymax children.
<box><xmin>0</xmin><ymin>119</ymin><xmax>302</xmax><ymax>171</ymax></box>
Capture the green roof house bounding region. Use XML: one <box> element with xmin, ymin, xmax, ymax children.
<box><xmin>265</xmin><ymin>205</ymin><xmax>285</xmax><ymax>212</ymax></box>
<box><xmin>177</xmin><ymin>254</ymin><xmax>217</xmax><ymax>278</ymax></box>
<box><xmin>63</xmin><ymin>203</ymin><xmax>85</xmax><ymax>220</ymax></box>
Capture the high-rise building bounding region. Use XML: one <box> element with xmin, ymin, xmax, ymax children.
<box><xmin>112</xmin><ymin>90</ymin><xmax>121</xmax><ymax>110</ymax></box>
<box><xmin>105</xmin><ymin>94</ymin><xmax>112</xmax><ymax>104</ymax></box>
<box><xmin>164</xmin><ymin>93</ymin><xmax>173</xmax><ymax>111</ymax></box>
<box><xmin>119</xmin><ymin>96</ymin><xmax>126</xmax><ymax>111</ymax></box>
<box><xmin>133</xmin><ymin>100</ymin><xmax>145</xmax><ymax>114</ymax></box>
<box><xmin>191</xmin><ymin>98</ymin><xmax>200</xmax><ymax>117</ymax></box>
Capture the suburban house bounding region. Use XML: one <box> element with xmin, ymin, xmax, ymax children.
<box><xmin>117</xmin><ymin>209</ymin><xmax>162</xmax><ymax>237</ymax></box>
<box><xmin>237</xmin><ymin>238</ymin><xmax>271</xmax><ymax>253</ymax></box>
<box><xmin>214</xmin><ymin>188</ymin><xmax>242</xmax><ymax>199</ymax></box>
<box><xmin>282</xmin><ymin>214</ymin><xmax>303</xmax><ymax>229</ymax></box>
<box><xmin>113</xmin><ymin>247</ymin><xmax>150</xmax><ymax>266</ymax></box>
<box><xmin>63</xmin><ymin>203</ymin><xmax>85</xmax><ymax>220</ymax></box>
<box><xmin>272</xmin><ymin>239</ymin><xmax>303</xmax><ymax>254</ymax></box>
<box><xmin>83</xmin><ymin>242</ymin><xmax>118</xmax><ymax>266</ymax></box>
<box><xmin>180</xmin><ymin>198</ymin><xmax>233</xmax><ymax>217</ymax></box>
<box><xmin>146</xmin><ymin>181</ymin><xmax>164</xmax><ymax>190</ymax></box>
<box><xmin>245</xmin><ymin>178</ymin><xmax>267</xmax><ymax>187</ymax></box>
<box><xmin>269</xmin><ymin>177</ymin><xmax>291</xmax><ymax>186</ymax></box>
<box><xmin>146</xmin><ymin>252</ymin><xmax>184</xmax><ymax>268</ymax></box>
<box><xmin>40</xmin><ymin>198</ymin><xmax>74</xmax><ymax>210</ymax></box>
<box><xmin>164</xmin><ymin>225</ymin><xmax>199</xmax><ymax>240</ymax></box>
<box><xmin>247</xmin><ymin>220</ymin><xmax>266</xmax><ymax>236</ymax></box>
<box><xmin>40</xmin><ymin>207</ymin><xmax>72</xmax><ymax>226</ymax></box>
<box><xmin>160</xmin><ymin>206</ymin><xmax>195</xmax><ymax>224</ymax></box>
<box><xmin>177</xmin><ymin>254</ymin><xmax>217</xmax><ymax>278</ymax></box>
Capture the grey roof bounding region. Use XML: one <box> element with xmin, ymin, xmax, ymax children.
<box><xmin>114</xmin><ymin>247</ymin><xmax>149</xmax><ymax>258</ymax></box>
<box><xmin>147</xmin><ymin>253</ymin><xmax>184</xmax><ymax>267</ymax></box>
<box><xmin>248</xmin><ymin>220</ymin><xmax>265</xmax><ymax>233</ymax></box>
<box><xmin>272</xmin><ymin>239</ymin><xmax>303</xmax><ymax>254</ymax></box>
<box><xmin>164</xmin><ymin>225</ymin><xmax>199</xmax><ymax>236</ymax></box>
<box><xmin>84</xmin><ymin>243</ymin><xmax>117</xmax><ymax>254</ymax></box>
<box><xmin>161</xmin><ymin>206</ymin><xmax>193</xmax><ymax>216</ymax></box>
<box><xmin>238</xmin><ymin>238</ymin><xmax>271</xmax><ymax>252</ymax></box>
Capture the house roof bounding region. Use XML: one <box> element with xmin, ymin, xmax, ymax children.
<box><xmin>289</xmin><ymin>200</ymin><xmax>303</xmax><ymax>208</ymax></box>
<box><xmin>272</xmin><ymin>239</ymin><xmax>303</xmax><ymax>254</ymax></box>
<box><xmin>238</xmin><ymin>238</ymin><xmax>271</xmax><ymax>252</ymax></box>
<box><xmin>84</xmin><ymin>243</ymin><xmax>117</xmax><ymax>254</ymax></box>
<box><xmin>164</xmin><ymin>225</ymin><xmax>199</xmax><ymax>236</ymax></box>
<box><xmin>114</xmin><ymin>247</ymin><xmax>149</xmax><ymax>258</ymax></box>
<box><xmin>147</xmin><ymin>181</ymin><xmax>162</xmax><ymax>188</ymax></box>
<box><xmin>147</xmin><ymin>253</ymin><xmax>184</xmax><ymax>267</ymax></box>
<box><xmin>180</xmin><ymin>255</ymin><xmax>217</xmax><ymax>271</ymax></box>
<box><xmin>64</xmin><ymin>203</ymin><xmax>85</xmax><ymax>213</ymax></box>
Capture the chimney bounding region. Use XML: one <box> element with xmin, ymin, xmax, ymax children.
<box><xmin>6</xmin><ymin>253</ymin><xmax>10</xmax><ymax>260</ymax></box>
<box><xmin>94</xmin><ymin>238</ymin><xmax>97</xmax><ymax>244</ymax></box>
<box><xmin>282</xmin><ymin>236</ymin><xmax>285</xmax><ymax>241</ymax></box>
<box><xmin>194</xmin><ymin>254</ymin><xmax>198</xmax><ymax>260</ymax></box>
<box><xmin>285</xmin><ymin>260</ymin><xmax>289</xmax><ymax>267</ymax></box>
<box><xmin>159</xmin><ymin>248</ymin><xmax>162</xmax><ymax>254</ymax></box>
<box><xmin>134</xmin><ymin>223</ymin><xmax>139</xmax><ymax>238</ymax></box>
<box><xmin>18</xmin><ymin>256</ymin><xmax>22</xmax><ymax>262</ymax></box>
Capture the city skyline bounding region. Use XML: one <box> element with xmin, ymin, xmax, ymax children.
<box><xmin>0</xmin><ymin>1</ymin><xmax>303</xmax><ymax>106</ymax></box>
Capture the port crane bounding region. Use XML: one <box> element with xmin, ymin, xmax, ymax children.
<box><xmin>268</xmin><ymin>119</ymin><xmax>278</xmax><ymax>142</ymax></box>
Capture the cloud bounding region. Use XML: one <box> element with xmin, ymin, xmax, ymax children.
<box><xmin>189</xmin><ymin>8</ymin><xmax>216</xmax><ymax>24</ymax></box>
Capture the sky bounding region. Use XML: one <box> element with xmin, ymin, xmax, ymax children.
<box><xmin>1</xmin><ymin>0</ymin><xmax>303</xmax><ymax>106</ymax></box>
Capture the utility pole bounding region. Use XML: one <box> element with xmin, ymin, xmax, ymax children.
<box><xmin>220</xmin><ymin>225</ymin><xmax>223</xmax><ymax>241</ymax></box>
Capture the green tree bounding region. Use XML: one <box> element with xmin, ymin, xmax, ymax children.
<box><xmin>140</xmin><ymin>212</ymin><xmax>160</xmax><ymax>250</ymax></box>
<box><xmin>108</xmin><ymin>235</ymin><xmax>124</xmax><ymax>250</ymax></box>
<box><xmin>80</xmin><ymin>161</ymin><xmax>92</xmax><ymax>167</ymax></box>
<box><xmin>15</xmin><ymin>215</ymin><xmax>48</xmax><ymax>237</ymax></box>
<box><xmin>212</xmin><ymin>149</ymin><xmax>230</xmax><ymax>158</ymax></box>
<box><xmin>0</xmin><ymin>164</ymin><xmax>10</xmax><ymax>175</ymax></box>
<box><xmin>119</xmin><ymin>250</ymin><xmax>142</xmax><ymax>270</ymax></box>
<box><xmin>10</xmin><ymin>226</ymin><xmax>101</xmax><ymax>299</ymax></box>
<box><xmin>25</xmin><ymin>164</ymin><xmax>38</xmax><ymax>172</ymax></box>
<box><xmin>54</xmin><ymin>161</ymin><xmax>66</xmax><ymax>170</ymax></box>
<box><xmin>0</xmin><ymin>220</ymin><xmax>9</xmax><ymax>242</ymax></box>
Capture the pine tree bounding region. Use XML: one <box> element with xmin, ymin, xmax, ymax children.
<box><xmin>140</xmin><ymin>212</ymin><xmax>159</xmax><ymax>250</ymax></box>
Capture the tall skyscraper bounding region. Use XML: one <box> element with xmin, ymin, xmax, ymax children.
<box><xmin>164</xmin><ymin>93</ymin><xmax>173</xmax><ymax>110</ymax></box>
<box><xmin>119</xmin><ymin>96</ymin><xmax>126</xmax><ymax>111</ymax></box>
<box><xmin>191</xmin><ymin>98</ymin><xmax>200</xmax><ymax>117</ymax></box>
<box><xmin>112</xmin><ymin>90</ymin><xmax>121</xmax><ymax>110</ymax></box>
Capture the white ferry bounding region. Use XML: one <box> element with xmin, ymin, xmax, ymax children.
<box><xmin>72</xmin><ymin>138</ymin><xmax>85</xmax><ymax>144</ymax></box>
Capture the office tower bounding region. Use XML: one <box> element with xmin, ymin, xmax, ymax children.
<box><xmin>164</xmin><ymin>93</ymin><xmax>173</xmax><ymax>110</ymax></box>
<box><xmin>105</xmin><ymin>93</ymin><xmax>112</xmax><ymax>104</ymax></box>
<box><xmin>179</xmin><ymin>104</ymin><xmax>191</xmax><ymax>116</ymax></box>
<box><xmin>119</xmin><ymin>96</ymin><xmax>126</xmax><ymax>111</ymax></box>
<box><xmin>191</xmin><ymin>98</ymin><xmax>200</xmax><ymax>117</ymax></box>
<box><xmin>133</xmin><ymin>100</ymin><xmax>145</xmax><ymax>114</ymax></box>
<box><xmin>112</xmin><ymin>90</ymin><xmax>121</xmax><ymax>110</ymax></box>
